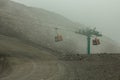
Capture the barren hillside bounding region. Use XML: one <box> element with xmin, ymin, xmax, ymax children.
<box><xmin>0</xmin><ymin>0</ymin><xmax>120</xmax><ymax>54</ymax></box>
<box><xmin>0</xmin><ymin>1</ymin><xmax>120</xmax><ymax>80</ymax></box>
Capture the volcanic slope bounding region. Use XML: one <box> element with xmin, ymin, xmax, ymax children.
<box><xmin>0</xmin><ymin>0</ymin><xmax>120</xmax><ymax>55</ymax></box>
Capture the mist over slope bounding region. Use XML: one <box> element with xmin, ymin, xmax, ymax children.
<box><xmin>0</xmin><ymin>0</ymin><xmax>120</xmax><ymax>54</ymax></box>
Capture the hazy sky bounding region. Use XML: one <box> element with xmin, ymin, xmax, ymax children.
<box><xmin>12</xmin><ymin>0</ymin><xmax>120</xmax><ymax>43</ymax></box>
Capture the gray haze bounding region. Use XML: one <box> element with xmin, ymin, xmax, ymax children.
<box><xmin>12</xmin><ymin>0</ymin><xmax>120</xmax><ymax>44</ymax></box>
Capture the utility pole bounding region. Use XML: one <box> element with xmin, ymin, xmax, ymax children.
<box><xmin>75</xmin><ymin>27</ymin><xmax>102</xmax><ymax>55</ymax></box>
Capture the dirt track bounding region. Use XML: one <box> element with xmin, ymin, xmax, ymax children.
<box><xmin>0</xmin><ymin>54</ymin><xmax>120</xmax><ymax>80</ymax></box>
<box><xmin>0</xmin><ymin>35</ymin><xmax>120</xmax><ymax>80</ymax></box>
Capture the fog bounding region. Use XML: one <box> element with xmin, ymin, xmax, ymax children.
<box><xmin>12</xmin><ymin>0</ymin><xmax>120</xmax><ymax>44</ymax></box>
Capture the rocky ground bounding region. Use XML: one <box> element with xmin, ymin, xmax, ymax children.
<box><xmin>0</xmin><ymin>53</ymin><xmax>120</xmax><ymax>80</ymax></box>
<box><xmin>0</xmin><ymin>1</ymin><xmax>120</xmax><ymax>80</ymax></box>
<box><xmin>0</xmin><ymin>33</ymin><xmax>120</xmax><ymax>80</ymax></box>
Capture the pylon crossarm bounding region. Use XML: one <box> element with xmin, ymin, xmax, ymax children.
<box><xmin>75</xmin><ymin>27</ymin><xmax>102</xmax><ymax>55</ymax></box>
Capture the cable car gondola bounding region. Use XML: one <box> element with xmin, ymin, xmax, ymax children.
<box><xmin>55</xmin><ymin>34</ymin><xmax>63</xmax><ymax>42</ymax></box>
<box><xmin>54</xmin><ymin>28</ymin><xmax>63</xmax><ymax>42</ymax></box>
<box><xmin>92</xmin><ymin>38</ymin><xmax>100</xmax><ymax>45</ymax></box>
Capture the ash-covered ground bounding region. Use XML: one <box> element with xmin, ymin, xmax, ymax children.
<box><xmin>0</xmin><ymin>53</ymin><xmax>120</xmax><ymax>80</ymax></box>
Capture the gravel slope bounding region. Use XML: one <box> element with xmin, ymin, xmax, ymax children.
<box><xmin>0</xmin><ymin>35</ymin><xmax>59</xmax><ymax>80</ymax></box>
<box><xmin>0</xmin><ymin>0</ymin><xmax>120</xmax><ymax>54</ymax></box>
<box><xmin>0</xmin><ymin>35</ymin><xmax>120</xmax><ymax>80</ymax></box>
